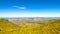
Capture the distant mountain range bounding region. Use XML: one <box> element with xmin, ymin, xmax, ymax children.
<box><xmin>4</xmin><ymin>17</ymin><xmax>60</xmax><ymax>25</ymax></box>
<box><xmin>4</xmin><ymin>17</ymin><xmax>60</xmax><ymax>22</ymax></box>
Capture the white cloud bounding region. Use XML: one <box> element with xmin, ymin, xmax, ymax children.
<box><xmin>13</xmin><ymin>6</ymin><xmax>26</xmax><ymax>9</ymax></box>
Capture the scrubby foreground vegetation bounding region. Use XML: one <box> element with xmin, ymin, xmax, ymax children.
<box><xmin>0</xmin><ymin>18</ymin><xmax>60</xmax><ymax>34</ymax></box>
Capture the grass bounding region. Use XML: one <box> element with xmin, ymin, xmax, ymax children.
<box><xmin>0</xmin><ymin>18</ymin><xmax>60</xmax><ymax>34</ymax></box>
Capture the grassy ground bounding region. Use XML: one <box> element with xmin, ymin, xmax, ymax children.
<box><xmin>0</xmin><ymin>18</ymin><xmax>60</xmax><ymax>34</ymax></box>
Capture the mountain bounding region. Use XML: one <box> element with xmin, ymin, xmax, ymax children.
<box><xmin>0</xmin><ymin>18</ymin><xmax>20</xmax><ymax>34</ymax></box>
<box><xmin>7</xmin><ymin>17</ymin><xmax>60</xmax><ymax>26</ymax></box>
<box><xmin>0</xmin><ymin>18</ymin><xmax>60</xmax><ymax>34</ymax></box>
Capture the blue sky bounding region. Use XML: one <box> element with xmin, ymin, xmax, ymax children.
<box><xmin>0</xmin><ymin>0</ymin><xmax>60</xmax><ymax>17</ymax></box>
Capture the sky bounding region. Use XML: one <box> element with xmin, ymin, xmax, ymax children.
<box><xmin>0</xmin><ymin>0</ymin><xmax>60</xmax><ymax>17</ymax></box>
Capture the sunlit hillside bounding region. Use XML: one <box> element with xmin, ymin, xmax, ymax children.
<box><xmin>0</xmin><ymin>18</ymin><xmax>60</xmax><ymax>34</ymax></box>
<box><xmin>0</xmin><ymin>18</ymin><xmax>21</xmax><ymax>34</ymax></box>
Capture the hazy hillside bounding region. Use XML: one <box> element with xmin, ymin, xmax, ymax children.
<box><xmin>0</xmin><ymin>18</ymin><xmax>60</xmax><ymax>34</ymax></box>
<box><xmin>8</xmin><ymin>17</ymin><xmax>60</xmax><ymax>26</ymax></box>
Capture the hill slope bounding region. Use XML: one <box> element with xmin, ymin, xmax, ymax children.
<box><xmin>0</xmin><ymin>18</ymin><xmax>60</xmax><ymax>34</ymax></box>
<box><xmin>0</xmin><ymin>18</ymin><xmax>21</xmax><ymax>34</ymax></box>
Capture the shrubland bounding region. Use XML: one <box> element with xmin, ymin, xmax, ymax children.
<box><xmin>0</xmin><ymin>18</ymin><xmax>60</xmax><ymax>34</ymax></box>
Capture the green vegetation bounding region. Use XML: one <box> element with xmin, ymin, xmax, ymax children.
<box><xmin>0</xmin><ymin>18</ymin><xmax>60</xmax><ymax>34</ymax></box>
